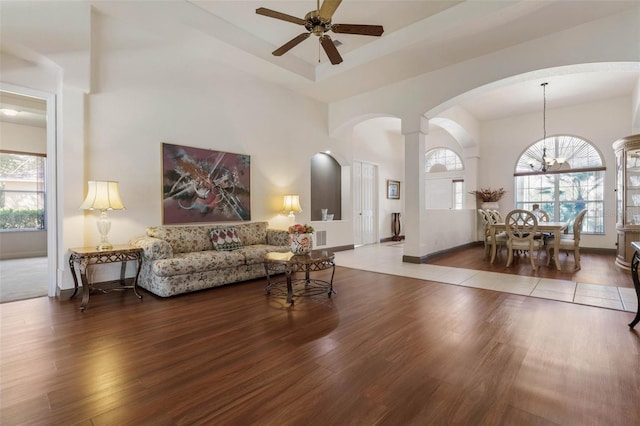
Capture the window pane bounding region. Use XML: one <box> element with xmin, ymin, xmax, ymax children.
<box><xmin>0</xmin><ymin>152</ymin><xmax>46</xmax><ymax>230</ymax></box>
<box><xmin>425</xmin><ymin>148</ymin><xmax>464</xmax><ymax>172</ymax></box>
<box><xmin>514</xmin><ymin>136</ymin><xmax>604</xmax><ymax>234</ymax></box>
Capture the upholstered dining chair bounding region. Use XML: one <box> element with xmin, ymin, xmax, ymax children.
<box><xmin>504</xmin><ymin>209</ymin><xmax>543</xmax><ymax>271</ymax></box>
<box><xmin>478</xmin><ymin>209</ymin><xmax>506</xmax><ymax>259</ymax></box>
<box><xmin>531</xmin><ymin>207</ymin><xmax>550</xmax><ymax>240</ymax></box>
<box><xmin>545</xmin><ymin>208</ymin><xmax>588</xmax><ymax>270</ymax></box>
<box><xmin>486</xmin><ymin>209</ymin><xmax>503</xmax><ymax>223</ymax></box>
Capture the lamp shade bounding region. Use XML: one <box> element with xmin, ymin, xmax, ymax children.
<box><xmin>282</xmin><ymin>194</ymin><xmax>302</xmax><ymax>214</ymax></box>
<box><xmin>80</xmin><ymin>181</ymin><xmax>125</xmax><ymax>211</ymax></box>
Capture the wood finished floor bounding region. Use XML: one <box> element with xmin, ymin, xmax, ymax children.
<box><xmin>1</xmin><ymin>266</ymin><xmax>639</xmax><ymax>425</ymax></box>
<box><xmin>426</xmin><ymin>245</ymin><xmax>633</xmax><ymax>288</ymax></box>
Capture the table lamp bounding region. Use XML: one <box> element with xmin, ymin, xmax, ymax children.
<box><xmin>282</xmin><ymin>194</ymin><xmax>302</xmax><ymax>219</ymax></box>
<box><xmin>80</xmin><ymin>180</ymin><xmax>125</xmax><ymax>250</ymax></box>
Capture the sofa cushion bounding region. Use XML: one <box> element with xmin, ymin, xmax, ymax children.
<box><xmin>147</xmin><ymin>226</ymin><xmax>213</xmax><ymax>254</ymax></box>
<box><xmin>152</xmin><ymin>250</ymin><xmax>245</xmax><ymax>277</ymax></box>
<box><xmin>234</xmin><ymin>222</ymin><xmax>268</xmax><ymax>246</ymax></box>
<box><xmin>210</xmin><ymin>227</ymin><xmax>243</xmax><ymax>251</ymax></box>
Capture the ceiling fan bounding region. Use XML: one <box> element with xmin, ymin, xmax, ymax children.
<box><xmin>256</xmin><ymin>0</ymin><xmax>384</xmax><ymax>65</ymax></box>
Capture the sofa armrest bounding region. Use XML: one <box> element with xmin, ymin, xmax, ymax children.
<box><xmin>129</xmin><ymin>236</ymin><xmax>174</xmax><ymax>261</ymax></box>
<box><xmin>266</xmin><ymin>229</ymin><xmax>289</xmax><ymax>246</ymax></box>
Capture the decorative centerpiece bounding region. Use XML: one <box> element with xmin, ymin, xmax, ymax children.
<box><xmin>469</xmin><ymin>187</ymin><xmax>506</xmax><ymax>210</ymax></box>
<box><xmin>288</xmin><ymin>223</ymin><xmax>314</xmax><ymax>255</ymax></box>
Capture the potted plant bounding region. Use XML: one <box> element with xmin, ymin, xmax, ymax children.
<box><xmin>469</xmin><ymin>187</ymin><xmax>506</xmax><ymax>209</ymax></box>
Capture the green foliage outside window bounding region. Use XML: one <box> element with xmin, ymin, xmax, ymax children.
<box><xmin>0</xmin><ymin>208</ymin><xmax>45</xmax><ymax>230</ymax></box>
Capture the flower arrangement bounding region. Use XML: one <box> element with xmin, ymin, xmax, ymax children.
<box><xmin>469</xmin><ymin>187</ymin><xmax>506</xmax><ymax>202</ymax></box>
<box><xmin>288</xmin><ymin>223</ymin><xmax>314</xmax><ymax>234</ymax></box>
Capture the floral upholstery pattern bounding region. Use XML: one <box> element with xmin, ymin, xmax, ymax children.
<box><xmin>233</xmin><ymin>222</ymin><xmax>268</xmax><ymax>246</ymax></box>
<box><xmin>267</xmin><ymin>229</ymin><xmax>289</xmax><ymax>246</ymax></box>
<box><xmin>130</xmin><ymin>223</ymin><xmax>289</xmax><ymax>297</ymax></box>
<box><xmin>152</xmin><ymin>250</ymin><xmax>246</xmax><ymax>277</ymax></box>
<box><xmin>147</xmin><ymin>225</ymin><xmax>213</xmax><ymax>254</ymax></box>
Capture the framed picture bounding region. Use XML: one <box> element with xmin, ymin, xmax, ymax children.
<box><xmin>387</xmin><ymin>180</ymin><xmax>400</xmax><ymax>199</ymax></box>
<box><xmin>162</xmin><ymin>143</ymin><xmax>251</xmax><ymax>224</ymax></box>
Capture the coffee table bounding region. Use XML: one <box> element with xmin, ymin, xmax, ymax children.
<box><xmin>263</xmin><ymin>250</ymin><xmax>336</xmax><ymax>304</ymax></box>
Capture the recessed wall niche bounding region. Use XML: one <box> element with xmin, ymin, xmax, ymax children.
<box><xmin>310</xmin><ymin>153</ymin><xmax>341</xmax><ymax>221</ymax></box>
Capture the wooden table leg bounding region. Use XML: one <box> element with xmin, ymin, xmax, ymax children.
<box><xmin>553</xmin><ymin>229</ymin><xmax>562</xmax><ymax>270</ymax></box>
<box><xmin>490</xmin><ymin>227</ymin><xmax>497</xmax><ymax>264</ymax></box>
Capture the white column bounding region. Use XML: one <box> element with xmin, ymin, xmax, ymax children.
<box><xmin>402</xmin><ymin>117</ymin><xmax>428</xmax><ymax>262</ymax></box>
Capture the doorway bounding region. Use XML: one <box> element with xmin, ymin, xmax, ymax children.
<box><xmin>353</xmin><ymin>160</ymin><xmax>378</xmax><ymax>246</ymax></box>
<box><xmin>0</xmin><ymin>84</ymin><xmax>57</xmax><ymax>301</ymax></box>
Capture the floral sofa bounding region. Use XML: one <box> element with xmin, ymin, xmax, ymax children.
<box><xmin>129</xmin><ymin>222</ymin><xmax>289</xmax><ymax>297</ymax></box>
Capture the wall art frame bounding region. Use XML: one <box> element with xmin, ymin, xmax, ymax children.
<box><xmin>387</xmin><ymin>180</ymin><xmax>400</xmax><ymax>200</ymax></box>
<box><xmin>162</xmin><ymin>142</ymin><xmax>251</xmax><ymax>224</ymax></box>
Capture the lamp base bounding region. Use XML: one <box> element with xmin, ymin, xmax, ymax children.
<box><xmin>96</xmin><ymin>242</ymin><xmax>113</xmax><ymax>251</ymax></box>
<box><xmin>96</xmin><ymin>210</ymin><xmax>113</xmax><ymax>251</ymax></box>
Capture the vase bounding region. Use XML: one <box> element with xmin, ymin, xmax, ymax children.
<box><xmin>289</xmin><ymin>233</ymin><xmax>313</xmax><ymax>255</ymax></box>
<box><xmin>391</xmin><ymin>212</ymin><xmax>401</xmax><ymax>241</ymax></box>
<box><xmin>481</xmin><ymin>202</ymin><xmax>499</xmax><ymax>210</ymax></box>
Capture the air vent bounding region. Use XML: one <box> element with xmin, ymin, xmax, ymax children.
<box><xmin>316</xmin><ymin>230</ymin><xmax>327</xmax><ymax>246</ymax></box>
<box><xmin>333</xmin><ymin>39</ymin><xmax>343</xmax><ymax>47</ymax></box>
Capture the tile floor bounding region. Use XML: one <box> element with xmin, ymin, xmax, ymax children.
<box><xmin>334</xmin><ymin>243</ymin><xmax>639</xmax><ymax>313</ymax></box>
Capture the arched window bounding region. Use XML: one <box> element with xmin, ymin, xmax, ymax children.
<box><xmin>514</xmin><ymin>135</ymin><xmax>605</xmax><ymax>233</ymax></box>
<box><xmin>425</xmin><ymin>148</ymin><xmax>464</xmax><ymax>209</ymax></box>
<box><xmin>425</xmin><ymin>148</ymin><xmax>464</xmax><ymax>173</ymax></box>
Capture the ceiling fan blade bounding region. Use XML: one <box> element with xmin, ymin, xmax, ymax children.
<box><xmin>318</xmin><ymin>0</ymin><xmax>342</xmax><ymax>21</ymax></box>
<box><xmin>332</xmin><ymin>24</ymin><xmax>384</xmax><ymax>37</ymax></box>
<box><xmin>272</xmin><ymin>33</ymin><xmax>311</xmax><ymax>56</ymax></box>
<box><xmin>320</xmin><ymin>35</ymin><xmax>343</xmax><ymax>65</ymax></box>
<box><xmin>256</xmin><ymin>7</ymin><xmax>306</xmax><ymax>26</ymax></box>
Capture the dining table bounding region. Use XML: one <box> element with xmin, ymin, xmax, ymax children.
<box><xmin>488</xmin><ymin>221</ymin><xmax>569</xmax><ymax>270</ymax></box>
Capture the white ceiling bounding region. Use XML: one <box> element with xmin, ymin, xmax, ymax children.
<box><xmin>89</xmin><ymin>0</ymin><xmax>640</xmax><ymax>117</ymax></box>
<box><xmin>2</xmin><ymin>1</ymin><xmax>639</xmax><ymax>127</ymax></box>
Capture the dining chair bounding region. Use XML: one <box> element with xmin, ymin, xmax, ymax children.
<box><xmin>531</xmin><ymin>207</ymin><xmax>550</xmax><ymax>240</ymax></box>
<box><xmin>486</xmin><ymin>209</ymin><xmax>503</xmax><ymax>223</ymax></box>
<box><xmin>545</xmin><ymin>208</ymin><xmax>588</xmax><ymax>270</ymax></box>
<box><xmin>478</xmin><ymin>209</ymin><xmax>506</xmax><ymax>259</ymax></box>
<box><xmin>504</xmin><ymin>209</ymin><xmax>543</xmax><ymax>271</ymax></box>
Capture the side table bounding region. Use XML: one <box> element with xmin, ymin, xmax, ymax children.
<box><xmin>68</xmin><ymin>245</ymin><xmax>143</xmax><ymax>311</ymax></box>
<box><xmin>628</xmin><ymin>242</ymin><xmax>640</xmax><ymax>328</ymax></box>
<box><xmin>264</xmin><ymin>250</ymin><xmax>336</xmax><ymax>304</ymax></box>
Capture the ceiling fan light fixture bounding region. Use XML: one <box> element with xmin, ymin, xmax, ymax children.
<box><xmin>256</xmin><ymin>0</ymin><xmax>383</xmax><ymax>65</ymax></box>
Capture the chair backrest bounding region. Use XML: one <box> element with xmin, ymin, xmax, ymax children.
<box><xmin>487</xmin><ymin>209</ymin><xmax>503</xmax><ymax>223</ymax></box>
<box><xmin>536</xmin><ymin>209</ymin><xmax>550</xmax><ymax>222</ymax></box>
<box><xmin>478</xmin><ymin>209</ymin><xmax>491</xmax><ymax>236</ymax></box>
<box><xmin>505</xmin><ymin>209</ymin><xmax>538</xmax><ymax>242</ymax></box>
<box><xmin>572</xmin><ymin>209</ymin><xmax>588</xmax><ymax>242</ymax></box>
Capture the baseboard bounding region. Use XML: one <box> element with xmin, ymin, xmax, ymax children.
<box><xmin>402</xmin><ymin>241</ymin><xmax>483</xmax><ymax>264</ymax></box>
<box><xmin>324</xmin><ymin>244</ymin><xmax>355</xmax><ymax>253</ymax></box>
<box><xmin>380</xmin><ymin>236</ymin><xmax>405</xmax><ymax>243</ymax></box>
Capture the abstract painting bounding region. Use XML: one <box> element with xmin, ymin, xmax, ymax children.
<box><xmin>162</xmin><ymin>143</ymin><xmax>250</xmax><ymax>224</ymax></box>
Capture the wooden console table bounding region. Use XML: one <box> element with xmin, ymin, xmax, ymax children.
<box><xmin>627</xmin><ymin>242</ymin><xmax>640</xmax><ymax>328</ymax></box>
<box><xmin>68</xmin><ymin>245</ymin><xmax>143</xmax><ymax>311</ymax></box>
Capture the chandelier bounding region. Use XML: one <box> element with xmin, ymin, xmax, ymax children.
<box><xmin>530</xmin><ymin>82</ymin><xmax>565</xmax><ymax>173</ymax></box>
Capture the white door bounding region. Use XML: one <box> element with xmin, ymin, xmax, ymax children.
<box><xmin>353</xmin><ymin>161</ymin><xmax>378</xmax><ymax>246</ymax></box>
